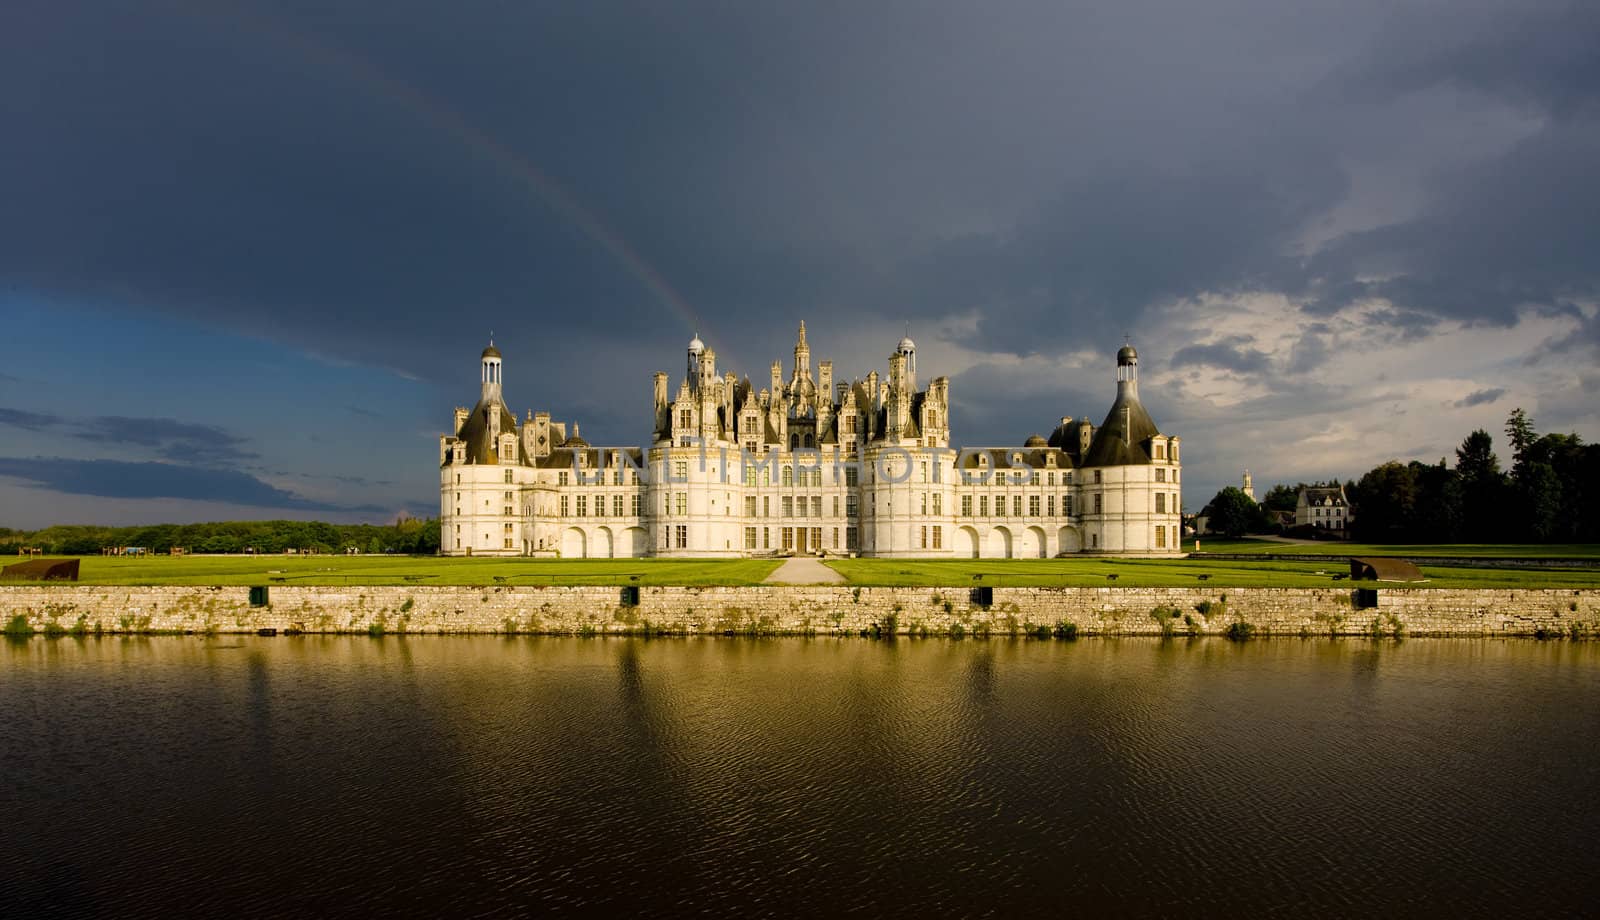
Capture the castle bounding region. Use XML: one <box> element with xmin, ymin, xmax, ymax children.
<box><xmin>438</xmin><ymin>325</ymin><xmax>1182</xmax><ymax>557</ymax></box>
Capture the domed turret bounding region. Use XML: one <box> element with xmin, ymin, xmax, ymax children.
<box><xmin>688</xmin><ymin>333</ymin><xmax>705</xmax><ymax>354</ymax></box>
<box><xmin>1117</xmin><ymin>343</ymin><xmax>1137</xmax><ymax>365</ymax></box>
<box><xmin>480</xmin><ymin>340</ymin><xmax>503</xmax><ymax>402</ymax></box>
<box><xmin>1024</xmin><ymin>434</ymin><xmax>1048</xmax><ymax>448</ymax></box>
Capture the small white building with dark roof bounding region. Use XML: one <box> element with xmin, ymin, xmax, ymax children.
<box><xmin>438</xmin><ymin>329</ymin><xmax>1183</xmax><ymax>557</ymax></box>
<box><xmin>1296</xmin><ymin>485</ymin><xmax>1352</xmax><ymax>533</ymax></box>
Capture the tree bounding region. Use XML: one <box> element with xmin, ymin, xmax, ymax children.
<box><xmin>1350</xmin><ymin>462</ymin><xmax>1416</xmax><ymax>542</ymax></box>
<box><xmin>1454</xmin><ymin>429</ymin><xmax>1505</xmax><ymax>542</ymax></box>
<box><xmin>1260</xmin><ymin>484</ymin><xmax>1300</xmax><ymax>513</ymax></box>
<box><xmin>1505</xmin><ymin>408</ymin><xmax>1535</xmax><ymax>471</ymax></box>
<box><xmin>1204</xmin><ymin>487</ymin><xmax>1262</xmax><ymax>538</ymax></box>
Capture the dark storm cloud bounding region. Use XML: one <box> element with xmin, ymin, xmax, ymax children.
<box><xmin>0</xmin><ymin>407</ymin><xmax>259</xmax><ymax>464</ymax></box>
<box><xmin>2</xmin><ymin>0</ymin><xmax>1598</xmax><ymax>453</ymax></box>
<box><xmin>0</xmin><ymin>457</ymin><xmax>382</xmax><ymax>511</ymax></box>
<box><xmin>0</xmin><ymin>408</ymin><xmax>60</xmax><ymax>432</ymax></box>
<box><xmin>74</xmin><ymin>416</ymin><xmax>259</xmax><ymax>464</ymax></box>
<box><xmin>1454</xmin><ymin>388</ymin><xmax>1506</xmax><ymax>409</ymax></box>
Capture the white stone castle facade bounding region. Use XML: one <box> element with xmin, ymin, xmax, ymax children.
<box><xmin>439</xmin><ymin>325</ymin><xmax>1182</xmax><ymax>558</ymax></box>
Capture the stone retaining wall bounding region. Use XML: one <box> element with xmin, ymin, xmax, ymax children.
<box><xmin>3</xmin><ymin>585</ymin><xmax>1597</xmax><ymax>638</ymax></box>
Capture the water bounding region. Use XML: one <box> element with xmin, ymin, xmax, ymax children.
<box><xmin>3</xmin><ymin>636</ymin><xmax>1597</xmax><ymax>917</ymax></box>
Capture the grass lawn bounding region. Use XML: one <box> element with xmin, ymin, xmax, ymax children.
<box><xmin>1192</xmin><ymin>539</ymin><xmax>1600</xmax><ymax>559</ymax></box>
<box><xmin>0</xmin><ymin>555</ymin><xmax>781</xmax><ymax>587</ymax></box>
<box><xmin>824</xmin><ymin>557</ymin><xmax>1600</xmax><ymax>589</ymax></box>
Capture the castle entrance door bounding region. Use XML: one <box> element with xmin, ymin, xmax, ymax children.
<box><xmin>795</xmin><ymin>528</ymin><xmax>808</xmax><ymax>553</ymax></box>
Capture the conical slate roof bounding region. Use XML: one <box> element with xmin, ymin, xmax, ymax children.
<box><xmin>454</xmin><ymin>397</ymin><xmax>521</xmax><ymax>465</ymax></box>
<box><xmin>1082</xmin><ymin>392</ymin><xmax>1162</xmax><ymax>467</ymax></box>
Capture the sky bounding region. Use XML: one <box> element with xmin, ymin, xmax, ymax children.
<box><xmin>2</xmin><ymin>0</ymin><xmax>1597</xmax><ymax>528</ymax></box>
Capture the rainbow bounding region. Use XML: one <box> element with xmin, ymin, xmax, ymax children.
<box><xmin>201</xmin><ymin>0</ymin><xmax>708</xmax><ymax>339</ymax></box>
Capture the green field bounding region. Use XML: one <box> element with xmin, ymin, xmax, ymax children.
<box><xmin>824</xmin><ymin>557</ymin><xmax>1600</xmax><ymax>589</ymax></box>
<box><xmin>0</xmin><ymin>555</ymin><xmax>780</xmax><ymax>587</ymax></box>
<box><xmin>3</xmin><ymin>552</ymin><xmax>1598</xmax><ymax>589</ymax></box>
<box><xmin>1191</xmin><ymin>539</ymin><xmax>1600</xmax><ymax>558</ymax></box>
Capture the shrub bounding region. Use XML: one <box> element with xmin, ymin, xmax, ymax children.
<box><xmin>1028</xmin><ymin>624</ymin><xmax>1051</xmax><ymax>639</ymax></box>
<box><xmin>3</xmin><ymin>614</ymin><xmax>34</xmax><ymax>637</ymax></box>
<box><xmin>1053</xmin><ymin>621</ymin><xmax>1078</xmax><ymax>640</ymax></box>
<box><xmin>1150</xmin><ymin>607</ymin><xmax>1180</xmax><ymax>637</ymax></box>
<box><xmin>1223</xmin><ymin>620</ymin><xmax>1255</xmax><ymax>641</ymax></box>
<box><xmin>949</xmin><ymin>622</ymin><xmax>966</xmax><ymax>639</ymax></box>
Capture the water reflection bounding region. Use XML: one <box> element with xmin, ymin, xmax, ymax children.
<box><xmin>2</xmin><ymin>637</ymin><xmax>1597</xmax><ymax>917</ymax></box>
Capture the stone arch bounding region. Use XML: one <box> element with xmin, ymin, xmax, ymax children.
<box><xmin>1057</xmin><ymin>525</ymin><xmax>1082</xmax><ymax>555</ymax></box>
<box><xmin>957</xmin><ymin>525</ymin><xmax>980</xmax><ymax>559</ymax></box>
<box><xmin>596</xmin><ymin>526</ymin><xmax>615</xmax><ymax>559</ymax></box>
<box><xmin>561</xmin><ymin>527</ymin><xmax>586</xmax><ymax>558</ymax></box>
<box><xmin>987</xmin><ymin>526</ymin><xmax>1013</xmax><ymax>559</ymax></box>
<box><xmin>626</xmin><ymin>526</ymin><xmax>648</xmax><ymax>557</ymax></box>
<box><xmin>1026</xmin><ymin>526</ymin><xmax>1048</xmax><ymax>559</ymax></box>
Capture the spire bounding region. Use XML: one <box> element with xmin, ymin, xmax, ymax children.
<box><xmin>797</xmin><ymin>320</ymin><xmax>807</xmax><ymax>348</ymax></box>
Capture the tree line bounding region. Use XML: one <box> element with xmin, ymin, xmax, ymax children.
<box><xmin>1201</xmin><ymin>408</ymin><xmax>1600</xmax><ymax>543</ymax></box>
<box><xmin>0</xmin><ymin>516</ymin><xmax>442</xmax><ymax>556</ymax></box>
<box><xmin>1347</xmin><ymin>408</ymin><xmax>1599</xmax><ymax>543</ymax></box>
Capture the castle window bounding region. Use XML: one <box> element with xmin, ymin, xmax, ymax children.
<box><xmin>1156</xmin><ymin>468</ymin><xmax>1166</xmax><ymax>482</ymax></box>
<box><xmin>763</xmin><ymin>496</ymin><xmax>770</xmax><ymax>517</ymax></box>
<box><xmin>932</xmin><ymin>494</ymin><xmax>942</xmax><ymax>515</ymax></box>
<box><xmin>782</xmin><ymin>528</ymin><xmax>794</xmax><ymax>550</ymax></box>
<box><xmin>933</xmin><ymin>526</ymin><xmax>942</xmax><ymax>549</ymax></box>
<box><xmin>763</xmin><ymin>527</ymin><xmax>770</xmax><ymax>549</ymax></box>
<box><xmin>845</xmin><ymin>467</ymin><xmax>859</xmax><ymax>487</ymax></box>
<box><xmin>679</xmin><ymin>409</ymin><xmax>692</xmax><ymax>429</ymax></box>
<box><xmin>632</xmin><ymin>495</ymin><xmax>642</xmax><ymax>516</ymax></box>
<box><xmin>745</xmin><ymin>496</ymin><xmax>757</xmax><ymax>516</ymax></box>
<box><xmin>846</xmin><ymin>496</ymin><xmax>858</xmax><ymax>518</ymax></box>
<box><xmin>846</xmin><ymin>527</ymin><xmax>859</xmax><ymax>550</ymax></box>
<box><xmin>832</xmin><ymin>528</ymin><xmax>839</xmax><ymax>549</ymax></box>
<box><xmin>1156</xmin><ymin>526</ymin><xmax>1166</xmax><ymax>548</ymax></box>
<box><xmin>1094</xmin><ymin>470</ymin><xmax>1103</xmax><ymax>484</ymax></box>
<box><xmin>961</xmin><ymin>495</ymin><xmax>971</xmax><ymax>516</ymax></box>
<box><xmin>783</xmin><ymin>497</ymin><xmax>794</xmax><ymax>517</ymax></box>
<box><xmin>811</xmin><ymin>496</ymin><xmax>822</xmax><ymax>517</ymax></box>
<box><xmin>576</xmin><ymin>496</ymin><xmax>587</xmax><ymax>516</ymax></box>
<box><xmin>1030</xmin><ymin>471</ymin><xmax>1040</xmax><ymax>486</ymax></box>
<box><xmin>1047</xmin><ymin>495</ymin><xmax>1055</xmax><ymax>516</ymax></box>
<box><xmin>920</xmin><ymin>526</ymin><xmax>928</xmax><ymax>549</ymax></box>
<box><xmin>980</xmin><ymin>495</ymin><xmax>989</xmax><ymax>516</ymax></box>
<box><xmin>1066</xmin><ymin>495</ymin><xmax>1073</xmax><ymax>516</ymax></box>
<box><xmin>1047</xmin><ymin>472</ymin><xmax>1055</xmax><ymax>486</ymax></box>
<box><xmin>559</xmin><ymin>471</ymin><xmax>570</xmax><ymax>486</ymax></box>
<box><xmin>673</xmin><ymin>460</ymin><xmax>688</xmax><ymax>479</ymax></box>
<box><xmin>782</xmin><ymin>466</ymin><xmax>793</xmax><ymax>486</ymax></box>
<box><xmin>1154</xmin><ymin>444</ymin><xmax>1165</xmax><ymax>460</ymax></box>
<box><xmin>504</xmin><ymin>469</ymin><xmax>514</xmax><ymax>483</ymax></box>
<box><xmin>560</xmin><ymin>496</ymin><xmax>569</xmax><ymax>516</ymax></box>
<box><xmin>1094</xmin><ymin>494</ymin><xmax>1103</xmax><ymax>514</ymax></box>
<box><xmin>1030</xmin><ymin>496</ymin><xmax>1040</xmax><ymax>516</ymax></box>
<box><xmin>745</xmin><ymin>527</ymin><xmax>757</xmax><ymax>550</ymax></box>
<box><xmin>1013</xmin><ymin>496</ymin><xmax>1023</xmax><ymax>517</ymax></box>
<box><xmin>995</xmin><ymin>495</ymin><xmax>1005</xmax><ymax>517</ymax></box>
<box><xmin>614</xmin><ymin>495</ymin><xmax>624</xmax><ymax>516</ymax></box>
<box><xmin>674</xmin><ymin>493</ymin><xmax>687</xmax><ymax>515</ymax></box>
<box><xmin>675</xmin><ymin>525</ymin><xmax>687</xmax><ymax>549</ymax></box>
<box><xmin>921</xmin><ymin>493</ymin><xmax>928</xmax><ymax>515</ymax></box>
<box><xmin>832</xmin><ymin>496</ymin><xmax>840</xmax><ymax>517</ymax></box>
<box><xmin>1156</xmin><ymin>493</ymin><xmax>1166</xmax><ymax>514</ymax></box>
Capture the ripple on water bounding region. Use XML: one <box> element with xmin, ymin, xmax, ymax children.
<box><xmin>1</xmin><ymin>636</ymin><xmax>1597</xmax><ymax>917</ymax></box>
